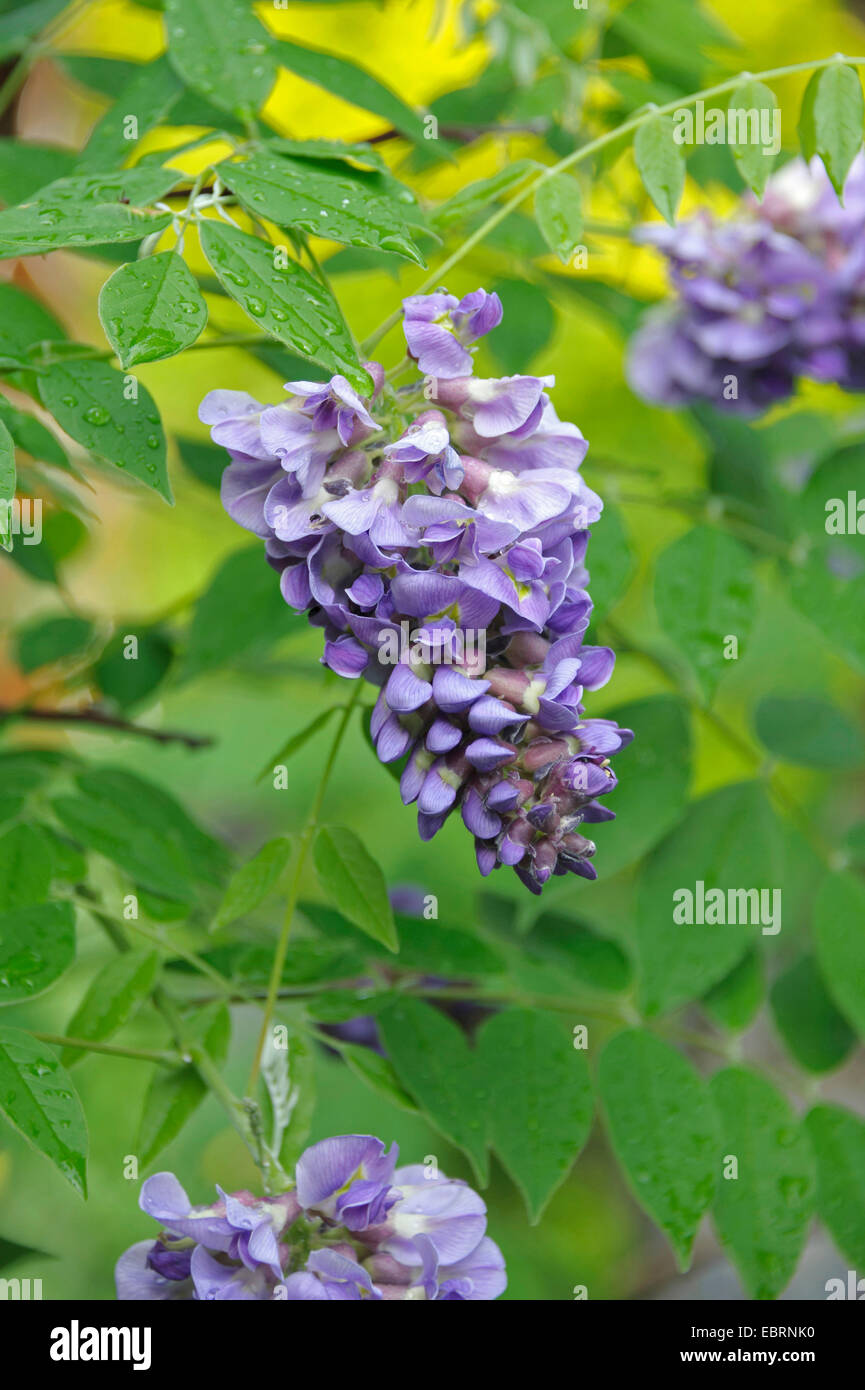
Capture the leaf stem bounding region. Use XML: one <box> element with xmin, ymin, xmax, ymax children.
<box><xmin>245</xmin><ymin>681</ymin><xmax>362</xmax><ymax>1095</ymax></box>
<box><xmin>31</xmin><ymin>1031</ymin><xmax>180</xmax><ymax>1064</ymax></box>
<box><xmin>362</xmin><ymin>53</ymin><xmax>865</xmax><ymax>353</ymax></box>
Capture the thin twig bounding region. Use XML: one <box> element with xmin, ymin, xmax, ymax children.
<box><xmin>0</xmin><ymin>705</ymin><xmax>213</xmax><ymax>749</ymax></box>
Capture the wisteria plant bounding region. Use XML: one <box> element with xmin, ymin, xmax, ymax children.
<box><xmin>1</xmin><ymin>0</ymin><xmax>865</xmax><ymax>1306</ymax></box>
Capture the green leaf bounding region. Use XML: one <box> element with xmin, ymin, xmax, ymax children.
<box><xmin>589</xmin><ymin>695</ymin><xmax>690</xmax><ymax>879</ymax></box>
<box><xmin>264</xmin><ymin>137</ymin><xmax>391</xmax><ymax>173</ymax></box>
<box><xmin>0</xmin><ymin>1026</ymin><xmax>87</xmax><ymax>1195</ymax></box>
<box><xmin>52</xmin><ymin>794</ymin><xmax>198</xmax><ymax>904</ymax></box>
<box><xmin>38</xmin><ymin>360</ymin><xmax>171</xmax><ymax>503</ymax></box>
<box><xmin>728</xmin><ymin>81</ymin><xmax>779</xmax><ymax>196</ymax></box>
<box><xmin>0</xmin><ymin>418</ymin><xmax>14</xmax><ymax>550</ymax></box>
<box><xmin>0</xmin><ymin>397</ymin><xmax>68</xmax><ymax>471</ymax></box>
<box><xmin>770</xmin><ymin>955</ymin><xmax>856</xmax><ymax>1074</ymax></box>
<box><xmin>377</xmin><ymin>998</ymin><xmax>487</xmax><ymax>1181</ymax></box>
<box><xmin>814</xmin><ymin>871</ymin><xmax>865</xmax><ymax>1039</ymax></box>
<box><xmin>59</xmin><ymin>56</ymin><xmax>143</xmax><ymax>97</ymax></box>
<box><xmin>526</xmin><ymin>913</ymin><xmax>631</xmax><ymax>992</ymax></box>
<box><xmin>634</xmin><ymin>115</ymin><xmax>686</xmax><ymax>224</ymax></box>
<box><xmin>275</xmin><ymin>39</ymin><xmax>427</xmax><ymax>144</ymax></box>
<box><xmin>15</xmin><ymin>615</ymin><xmax>93</xmax><ymax>672</ymax></box>
<box><xmin>701</xmin><ymin>950</ymin><xmax>764</xmax><ymax>1032</ymax></box>
<box><xmin>799</xmin><ymin>63</ymin><xmax>865</xmax><ymax>197</ymax></box>
<box><xmin>805</xmin><ymin>1104</ymin><xmax>865</xmax><ymax>1269</ymax></box>
<box><xmin>789</xmin><ymin>547</ymin><xmax>865</xmax><ymax>675</ymax></box>
<box><xmin>431</xmin><ymin>162</ymin><xmax>537</xmax><ymax>232</ymax></box>
<box><xmin>94</xmin><ymin>628</ymin><xmax>174</xmax><ymax>710</ymax></box>
<box><xmin>219</xmin><ymin>152</ymin><xmax>424</xmax><ymax>264</ymax></box>
<box><xmin>599</xmin><ymin>1029</ymin><xmax>718</xmax><ymax>1269</ymax></box>
<box><xmin>476</xmin><ymin>1009</ymin><xmax>593</xmax><ymax>1222</ymax></box>
<box><xmin>0</xmin><ymin>138</ymin><xmax>75</xmax><ymax>205</ymax></box>
<box><xmin>710</xmin><ymin>1068</ymin><xmax>814</xmax><ymax>1299</ymax></box>
<box><xmin>164</xmin><ymin>0</ymin><xmax>277</xmax><ymax>116</ymax></box>
<box><xmin>334</xmin><ymin>1037</ymin><xmax>419</xmax><ymax>1113</ymax></box>
<box><xmin>754</xmin><ymin>695</ymin><xmax>864</xmax><ymax>769</ymax></box>
<box><xmin>313</xmin><ymin>826</ymin><xmax>397</xmax><ymax>952</ymax></box>
<box><xmin>257</xmin><ymin>706</ymin><xmax>343</xmax><ymax>783</ymax></box>
<box><xmin>0</xmin><ymin>903</ymin><xmax>75</xmax><ymax>1004</ymax></box>
<box><xmin>636</xmin><ymin>782</ymin><xmax>782</xmax><ymax>1016</ymax></box>
<box><xmin>0</xmin><ymin>821</ymin><xmax>54</xmax><ymax>910</ymax></box>
<box><xmin>181</xmin><ymin>544</ymin><xmax>303</xmax><ymax>680</ymax></box>
<box><xmin>607</xmin><ymin>0</ymin><xmax>731</xmax><ymax>86</ymax></box>
<box><xmin>0</xmin><ymin>169</ymin><xmax>175</xmax><ymax>258</ymax></box>
<box><xmin>0</xmin><ymin>282</ymin><xmax>66</xmax><ymax>366</ymax></box>
<box><xmin>0</xmin><ymin>1234</ymin><xmax>52</xmax><ymax>1272</ymax></box>
<box><xmin>535</xmin><ymin>173</ymin><xmax>583</xmax><ymax>263</ymax></box>
<box><xmin>61</xmin><ymin>950</ymin><xmax>160</xmax><ymax>1067</ymax></box>
<box><xmin>98</xmin><ymin>252</ymin><xmax>207</xmax><ymax>367</ymax></box>
<box><xmin>654</xmin><ymin>526</ymin><xmax>755</xmax><ymax>698</ymax></box>
<box><xmin>391</xmin><ymin>915</ymin><xmax>505</xmax><ymax>978</ymax></box>
<box><xmin>199</xmin><ymin>220</ymin><xmax>370</xmax><ymax>393</ymax></box>
<box><xmin>138</xmin><ymin>1002</ymin><xmax>230</xmax><ymax>1165</ymax></box>
<box><xmin>75</xmin><ymin>767</ymin><xmax>224</xmax><ymax>887</ymax></box>
<box><xmin>77</xmin><ymin>56</ymin><xmax>183</xmax><ymax>170</ymax></box>
<box><xmin>214</xmin><ymin>836</ymin><xmax>293</xmax><ymax>930</ymax></box>
<box><xmin>0</xmin><ymin>0</ymin><xmax>67</xmax><ymax>60</ymax></box>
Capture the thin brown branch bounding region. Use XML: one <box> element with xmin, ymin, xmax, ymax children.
<box><xmin>0</xmin><ymin>704</ymin><xmax>213</xmax><ymax>749</ymax></box>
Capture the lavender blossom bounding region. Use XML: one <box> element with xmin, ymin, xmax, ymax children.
<box><xmin>203</xmin><ymin>285</ymin><xmax>631</xmax><ymax>892</ymax></box>
<box><xmin>628</xmin><ymin>155</ymin><xmax>865</xmax><ymax>414</ymax></box>
<box><xmin>116</xmin><ymin>1135</ymin><xmax>505</xmax><ymax>1301</ymax></box>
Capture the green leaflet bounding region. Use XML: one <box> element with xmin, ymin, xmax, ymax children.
<box><xmin>164</xmin><ymin>0</ymin><xmax>277</xmax><ymax>116</ymax></box>
<box><xmin>138</xmin><ymin>1003</ymin><xmax>230</xmax><ymax>1166</ymax></box>
<box><xmin>0</xmin><ymin>902</ymin><xmax>76</xmax><ymax>1004</ymax></box>
<box><xmin>727</xmin><ymin>81</ymin><xmax>779</xmax><ymax>196</ymax></box>
<box><xmin>378</xmin><ymin>998</ymin><xmax>488</xmax><ymax>1182</ymax></box>
<box><xmin>476</xmin><ymin>1009</ymin><xmax>593</xmax><ymax>1222</ymax></box>
<box><xmin>600</xmin><ymin>1029</ymin><xmax>718</xmax><ymax>1269</ymax></box>
<box><xmin>98</xmin><ymin>252</ymin><xmax>207</xmax><ymax>367</ymax></box>
<box><xmin>0</xmin><ymin>167</ymin><xmax>178</xmax><ymax>258</ymax></box>
<box><xmin>654</xmin><ymin>526</ymin><xmax>755</xmax><ymax>698</ymax></box>
<box><xmin>61</xmin><ymin>950</ymin><xmax>160</xmax><ymax>1067</ymax></box>
<box><xmin>636</xmin><ymin>782</ymin><xmax>783</xmax><ymax>1016</ymax></box>
<box><xmin>0</xmin><ymin>1026</ymin><xmax>88</xmax><ymax>1195</ymax></box>
<box><xmin>219</xmin><ymin>151</ymin><xmax>424</xmax><ymax>264</ymax></box>
<box><xmin>534</xmin><ymin>173</ymin><xmax>584</xmax><ymax>263</ymax></box>
<box><xmin>711</xmin><ymin>1068</ymin><xmax>814</xmax><ymax>1299</ymax></box>
<box><xmin>214</xmin><ymin>837</ymin><xmax>293</xmax><ymax>930</ymax></box>
<box><xmin>634</xmin><ymin>115</ymin><xmax>686</xmax><ymax>224</ymax></box>
<box><xmin>38</xmin><ymin>360</ymin><xmax>171</xmax><ymax>503</ymax></box>
<box><xmin>799</xmin><ymin>63</ymin><xmax>865</xmax><ymax>197</ymax></box>
<box><xmin>313</xmin><ymin>826</ymin><xmax>397</xmax><ymax>952</ymax></box>
<box><xmin>199</xmin><ymin>220</ymin><xmax>371</xmax><ymax>393</ymax></box>
<box><xmin>275</xmin><ymin>39</ymin><xmax>427</xmax><ymax>144</ymax></box>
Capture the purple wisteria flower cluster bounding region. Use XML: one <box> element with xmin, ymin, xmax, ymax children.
<box><xmin>202</xmin><ymin>287</ymin><xmax>632</xmax><ymax>892</ymax></box>
<box><xmin>628</xmin><ymin>154</ymin><xmax>865</xmax><ymax>415</ymax></box>
<box><xmin>115</xmin><ymin>1135</ymin><xmax>505</xmax><ymax>1300</ymax></box>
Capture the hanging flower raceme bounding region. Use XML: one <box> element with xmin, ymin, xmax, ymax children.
<box><xmin>202</xmin><ymin>287</ymin><xmax>631</xmax><ymax>893</ymax></box>
<box><xmin>627</xmin><ymin>154</ymin><xmax>865</xmax><ymax>415</ymax></box>
<box><xmin>115</xmin><ymin>1135</ymin><xmax>506</xmax><ymax>1301</ymax></box>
